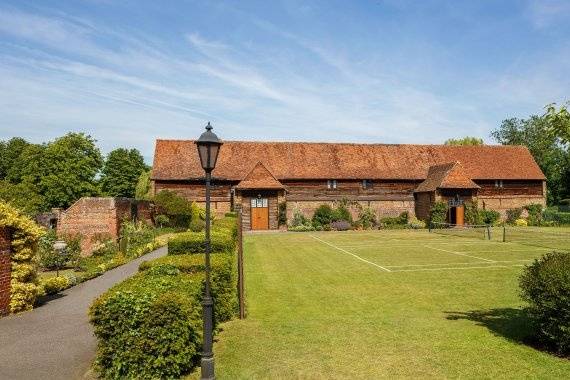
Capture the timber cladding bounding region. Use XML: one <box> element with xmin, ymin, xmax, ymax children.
<box><xmin>0</xmin><ymin>227</ymin><xmax>11</xmax><ymax>316</ymax></box>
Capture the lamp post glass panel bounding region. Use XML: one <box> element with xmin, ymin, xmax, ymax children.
<box><xmin>53</xmin><ymin>240</ymin><xmax>67</xmax><ymax>277</ymax></box>
<box><xmin>195</xmin><ymin>122</ymin><xmax>222</xmax><ymax>380</ymax></box>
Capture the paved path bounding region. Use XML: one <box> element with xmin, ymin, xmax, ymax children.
<box><xmin>0</xmin><ymin>246</ymin><xmax>168</xmax><ymax>380</ymax></box>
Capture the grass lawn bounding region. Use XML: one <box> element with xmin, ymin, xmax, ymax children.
<box><xmin>203</xmin><ymin>229</ymin><xmax>570</xmax><ymax>379</ymax></box>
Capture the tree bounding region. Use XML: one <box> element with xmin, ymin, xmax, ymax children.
<box><xmin>38</xmin><ymin>133</ymin><xmax>104</xmax><ymax>209</ymax></box>
<box><xmin>491</xmin><ymin>116</ymin><xmax>569</xmax><ymax>204</ymax></box>
<box><xmin>100</xmin><ymin>148</ymin><xmax>148</xmax><ymax>198</ymax></box>
<box><xmin>545</xmin><ymin>102</ymin><xmax>570</xmax><ymax>144</ymax></box>
<box><xmin>0</xmin><ymin>180</ymin><xmax>45</xmax><ymax>215</ymax></box>
<box><xmin>0</xmin><ymin>137</ymin><xmax>31</xmax><ymax>180</ymax></box>
<box><xmin>135</xmin><ymin>170</ymin><xmax>153</xmax><ymax>200</ymax></box>
<box><xmin>444</xmin><ymin>137</ymin><xmax>484</xmax><ymax>146</ymax></box>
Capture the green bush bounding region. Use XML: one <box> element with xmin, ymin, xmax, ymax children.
<box><xmin>168</xmin><ymin>231</ymin><xmax>234</xmax><ymax>255</ymax></box>
<box><xmin>224</xmin><ymin>212</ymin><xmax>237</xmax><ymax>217</ymax></box>
<box><xmin>357</xmin><ymin>207</ymin><xmax>377</xmax><ymax>229</ymax></box>
<box><xmin>290</xmin><ymin>209</ymin><xmax>310</xmax><ymax>228</ymax></box>
<box><xmin>89</xmin><ymin>271</ymin><xmax>203</xmax><ymax>379</ymax></box>
<box><xmin>478</xmin><ymin>209</ymin><xmax>501</xmax><ymax>225</ymax></box>
<box><xmin>525</xmin><ymin>204</ymin><xmax>544</xmax><ymax>226</ymax></box>
<box><xmin>465</xmin><ymin>201</ymin><xmax>481</xmax><ymax>225</ymax></box>
<box><xmin>312</xmin><ymin>204</ymin><xmax>335</xmax><ymax>226</ymax></box>
<box><xmin>407</xmin><ymin>216</ymin><xmax>426</xmax><ymax>229</ymax></box>
<box><xmin>519</xmin><ymin>251</ymin><xmax>570</xmax><ymax>355</ymax></box>
<box><xmin>120</xmin><ymin>220</ymin><xmax>155</xmax><ymax>258</ymax></box>
<box><xmin>153</xmin><ymin>190</ymin><xmax>193</xmax><ymax>227</ymax></box>
<box><xmin>41</xmin><ymin>276</ymin><xmax>70</xmax><ymax>295</ymax></box>
<box><xmin>188</xmin><ymin>202</ymin><xmax>205</xmax><ymax>232</ymax></box>
<box><xmin>543</xmin><ymin>209</ymin><xmax>570</xmax><ymax>226</ymax></box>
<box><xmin>429</xmin><ymin>202</ymin><xmax>448</xmax><ymax>225</ymax></box>
<box><xmin>213</xmin><ymin>216</ymin><xmax>238</xmax><ymax>240</ymax></box>
<box><xmin>380</xmin><ymin>211</ymin><xmax>409</xmax><ymax>228</ymax></box>
<box><xmin>38</xmin><ymin>230</ymin><xmax>81</xmax><ymax>270</ymax></box>
<box><xmin>140</xmin><ymin>253</ymin><xmax>238</xmax><ymax>323</ymax></box>
<box><xmin>154</xmin><ymin>214</ymin><xmax>170</xmax><ymax>228</ymax></box>
<box><xmin>506</xmin><ymin>208</ymin><xmax>523</xmax><ymax>224</ymax></box>
<box><xmin>332</xmin><ymin>203</ymin><xmax>352</xmax><ymax>223</ymax></box>
<box><xmin>278</xmin><ymin>202</ymin><xmax>287</xmax><ymax>226</ymax></box>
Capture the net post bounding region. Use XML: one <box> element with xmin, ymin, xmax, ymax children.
<box><xmin>486</xmin><ymin>225</ymin><xmax>491</xmax><ymax>240</ymax></box>
<box><xmin>429</xmin><ymin>221</ymin><xmax>432</xmax><ymax>233</ymax></box>
<box><xmin>502</xmin><ymin>225</ymin><xmax>506</xmax><ymax>242</ymax></box>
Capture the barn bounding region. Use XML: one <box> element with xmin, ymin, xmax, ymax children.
<box><xmin>151</xmin><ymin>140</ymin><xmax>546</xmax><ymax>230</ymax></box>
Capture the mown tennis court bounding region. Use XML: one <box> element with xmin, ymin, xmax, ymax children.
<box><xmin>199</xmin><ymin>229</ymin><xmax>570</xmax><ymax>379</ymax></box>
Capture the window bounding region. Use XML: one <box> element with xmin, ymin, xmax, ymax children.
<box><xmin>250</xmin><ymin>198</ymin><xmax>268</xmax><ymax>208</ymax></box>
<box><xmin>327</xmin><ymin>179</ymin><xmax>337</xmax><ymax>189</ymax></box>
<box><xmin>495</xmin><ymin>180</ymin><xmax>504</xmax><ymax>188</ymax></box>
<box><xmin>362</xmin><ymin>179</ymin><xmax>373</xmax><ymax>189</ymax></box>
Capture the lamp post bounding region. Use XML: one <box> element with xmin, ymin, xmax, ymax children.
<box><xmin>195</xmin><ymin>122</ymin><xmax>223</xmax><ymax>380</ymax></box>
<box><xmin>53</xmin><ymin>240</ymin><xmax>67</xmax><ymax>277</ymax></box>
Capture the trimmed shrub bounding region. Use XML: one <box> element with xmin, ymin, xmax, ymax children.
<box><xmin>188</xmin><ymin>202</ymin><xmax>205</xmax><ymax>232</ymax></box>
<box><xmin>312</xmin><ymin>204</ymin><xmax>335</xmax><ymax>226</ymax></box>
<box><xmin>139</xmin><ymin>253</ymin><xmax>237</xmax><ymax>323</ymax></box>
<box><xmin>408</xmin><ymin>216</ymin><xmax>426</xmax><ymax>229</ymax></box>
<box><xmin>519</xmin><ymin>251</ymin><xmax>570</xmax><ymax>355</ymax></box>
<box><xmin>89</xmin><ymin>271</ymin><xmax>203</xmax><ymax>379</ymax></box>
<box><xmin>429</xmin><ymin>202</ymin><xmax>448</xmax><ymax>225</ymax></box>
<box><xmin>224</xmin><ymin>211</ymin><xmax>237</xmax><ymax>217</ymax></box>
<box><xmin>478</xmin><ymin>209</ymin><xmax>501</xmax><ymax>225</ymax></box>
<box><xmin>525</xmin><ymin>204</ymin><xmax>544</xmax><ymax>226</ymax></box>
<box><xmin>515</xmin><ymin>218</ymin><xmax>528</xmax><ymax>227</ymax></box>
<box><xmin>41</xmin><ymin>276</ymin><xmax>70</xmax><ymax>295</ymax></box>
<box><xmin>506</xmin><ymin>208</ymin><xmax>523</xmax><ymax>225</ymax></box>
<box><xmin>331</xmin><ymin>220</ymin><xmax>351</xmax><ymax>231</ymax></box>
<box><xmin>168</xmin><ymin>230</ymin><xmax>235</xmax><ymax>255</ymax></box>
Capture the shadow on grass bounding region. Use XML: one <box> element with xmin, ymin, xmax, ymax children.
<box><xmin>445</xmin><ymin>308</ymin><xmax>538</xmax><ymax>348</ymax></box>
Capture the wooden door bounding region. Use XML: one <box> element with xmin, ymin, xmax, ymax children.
<box><xmin>250</xmin><ymin>198</ymin><xmax>269</xmax><ymax>230</ymax></box>
<box><xmin>455</xmin><ymin>205</ymin><xmax>465</xmax><ymax>226</ymax></box>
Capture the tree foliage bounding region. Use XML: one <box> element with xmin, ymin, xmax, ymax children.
<box><xmin>135</xmin><ymin>170</ymin><xmax>153</xmax><ymax>201</ymax></box>
<box><xmin>491</xmin><ymin>115</ymin><xmax>570</xmax><ymax>205</ymax></box>
<box><xmin>101</xmin><ymin>148</ymin><xmax>148</xmax><ymax>198</ymax></box>
<box><xmin>545</xmin><ymin>102</ymin><xmax>570</xmax><ymax>144</ymax></box>
<box><xmin>444</xmin><ymin>137</ymin><xmax>484</xmax><ymax>146</ymax></box>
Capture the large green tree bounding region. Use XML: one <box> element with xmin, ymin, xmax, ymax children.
<box><xmin>444</xmin><ymin>137</ymin><xmax>484</xmax><ymax>146</ymax></box>
<box><xmin>545</xmin><ymin>102</ymin><xmax>570</xmax><ymax>144</ymax></box>
<box><xmin>491</xmin><ymin>116</ymin><xmax>569</xmax><ymax>204</ymax></box>
<box><xmin>0</xmin><ymin>137</ymin><xmax>31</xmax><ymax>180</ymax></box>
<box><xmin>38</xmin><ymin>133</ymin><xmax>104</xmax><ymax>209</ymax></box>
<box><xmin>100</xmin><ymin>148</ymin><xmax>148</xmax><ymax>198</ymax></box>
<box><xmin>135</xmin><ymin>169</ymin><xmax>153</xmax><ymax>200</ymax></box>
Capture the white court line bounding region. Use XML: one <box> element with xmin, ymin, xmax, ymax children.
<box><xmin>391</xmin><ymin>264</ymin><xmax>524</xmax><ymax>273</ymax></box>
<box><xmin>385</xmin><ymin>259</ymin><xmax>533</xmax><ymax>268</ymax></box>
<box><xmin>424</xmin><ymin>245</ymin><xmax>495</xmax><ymax>262</ymax></box>
<box><xmin>309</xmin><ymin>234</ymin><xmax>392</xmax><ymax>272</ymax></box>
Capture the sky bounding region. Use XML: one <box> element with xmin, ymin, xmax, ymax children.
<box><xmin>0</xmin><ymin>0</ymin><xmax>569</xmax><ymax>163</ymax></box>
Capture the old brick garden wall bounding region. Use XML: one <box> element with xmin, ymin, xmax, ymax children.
<box><xmin>0</xmin><ymin>227</ymin><xmax>11</xmax><ymax>316</ymax></box>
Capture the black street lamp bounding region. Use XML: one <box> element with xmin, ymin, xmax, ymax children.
<box><xmin>195</xmin><ymin>122</ymin><xmax>223</xmax><ymax>380</ymax></box>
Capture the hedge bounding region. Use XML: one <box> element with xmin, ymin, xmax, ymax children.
<box><xmin>140</xmin><ymin>253</ymin><xmax>237</xmax><ymax>323</ymax></box>
<box><xmin>519</xmin><ymin>251</ymin><xmax>570</xmax><ymax>355</ymax></box>
<box><xmin>168</xmin><ymin>217</ymin><xmax>237</xmax><ymax>255</ymax></box>
<box><xmin>90</xmin><ymin>215</ymin><xmax>239</xmax><ymax>379</ymax></box>
<box><xmin>89</xmin><ymin>271</ymin><xmax>203</xmax><ymax>379</ymax></box>
<box><xmin>543</xmin><ymin>209</ymin><xmax>570</xmax><ymax>226</ymax></box>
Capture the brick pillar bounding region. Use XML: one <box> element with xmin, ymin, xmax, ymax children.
<box><xmin>0</xmin><ymin>227</ymin><xmax>11</xmax><ymax>316</ymax></box>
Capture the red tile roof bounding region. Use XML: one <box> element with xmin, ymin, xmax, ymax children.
<box><xmin>151</xmin><ymin>140</ymin><xmax>546</xmax><ymax>181</ymax></box>
<box><xmin>415</xmin><ymin>162</ymin><xmax>480</xmax><ymax>192</ymax></box>
<box><xmin>235</xmin><ymin>161</ymin><xmax>285</xmax><ymax>190</ymax></box>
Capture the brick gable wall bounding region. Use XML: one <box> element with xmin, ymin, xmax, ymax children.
<box><xmin>0</xmin><ymin>227</ymin><xmax>11</xmax><ymax>316</ymax></box>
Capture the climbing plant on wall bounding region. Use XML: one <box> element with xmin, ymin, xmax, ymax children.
<box><xmin>0</xmin><ymin>201</ymin><xmax>44</xmax><ymax>313</ymax></box>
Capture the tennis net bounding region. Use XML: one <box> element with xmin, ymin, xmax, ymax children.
<box><xmin>429</xmin><ymin>222</ymin><xmax>491</xmax><ymax>240</ymax></box>
<box><xmin>503</xmin><ymin>227</ymin><xmax>570</xmax><ymax>251</ymax></box>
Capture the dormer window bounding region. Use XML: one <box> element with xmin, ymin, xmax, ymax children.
<box><xmin>362</xmin><ymin>179</ymin><xmax>373</xmax><ymax>189</ymax></box>
<box><xmin>327</xmin><ymin>179</ymin><xmax>337</xmax><ymax>189</ymax></box>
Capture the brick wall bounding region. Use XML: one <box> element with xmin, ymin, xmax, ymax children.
<box><xmin>0</xmin><ymin>227</ymin><xmax>11</xmax><ymax>316</ymax></box>
<box><xmin>58</xmin><ymin>198</ymin><xmax>142</xmax><ymax>255</ymax></box>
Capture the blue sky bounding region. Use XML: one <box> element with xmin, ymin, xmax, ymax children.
<box><xmin>0</xmin><ymin>1</ymin><xmax>569</xmax><ymax>162</ymax></box>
